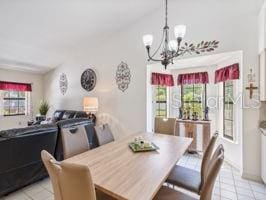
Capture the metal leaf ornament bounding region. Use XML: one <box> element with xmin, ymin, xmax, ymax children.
<box><xmin>116</xmin><ymin>62</ymin><xmax>131</xmax><ymax>92</ymax></box>
<box><xmin>178</xmin><ymin>40</ymin><xmax>219</xmax><ymax>56</ymax></box>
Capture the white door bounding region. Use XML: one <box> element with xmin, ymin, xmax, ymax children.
<box><xmin>261</xmin><ymin>128</ymin><xmax>266</xmax><ymax>183</ymax></box>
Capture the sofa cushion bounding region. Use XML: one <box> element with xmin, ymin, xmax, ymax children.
<box><xmin>0</xmin><ymin>124</ymin><xmax>58</xmax><ymax>138</ymax></box>
<box><xmin>62</xmin><ymin>111</ymin><xmax>76</xmax><ymax>120</ymax></box>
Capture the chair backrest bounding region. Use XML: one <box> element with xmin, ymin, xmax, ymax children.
<box><xmin>61</xmin><ymin>125</ymin><xmax>90</xmax><ymax>159</ymax></box>
<box><xmin>200</xmin><ymin>131</ymin><xmax>219</xmax><ymax>188</ymax></box>
<box><xmin>41</xmin><ymin>150</ymin><xmax>62</xmax><ymax>200</ymax></box>
<box><xmin>97</xmin><ymin>113</ymin><xmax>130</xmax><ymax>140</ymax></box>
<box><xmin>59</xmin><ymin>162</ymin><xmax>97</xmax><ymax>200</ymax></box>
<box><xmin>154</xmin><ymin>117</ymin><xmax>176</xmax><ymax>135</ymax></box>
<box><xmin>94</xmin><ymin>124</ymin><xmax>114</xmax><ymax>146</ymax></box>
<box><xmin>200</xmin><ymin>144</ymin><xmax>224</xmax><ymax>200</ymax></box>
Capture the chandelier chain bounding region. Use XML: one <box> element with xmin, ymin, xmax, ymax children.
<box><xmin>165</xmin><ymin>0</ymin><xmax>168</xmax><ymax>27</ymax></box>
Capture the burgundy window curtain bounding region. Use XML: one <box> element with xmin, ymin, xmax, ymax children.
<box><xmin>177</xmin><ymin>71</ymin><xmax>209</xmax><ymax>85</ymax></box>
<box><xmin>151</xmin><ymin>72</ymin><xmax>174</xmax><ymax>87</ymax></box>
<box><xmin>0</xmin><ymin>81</ymin><xmax>32</xmax><ymax>91</ymax></box>
<box><xmin>214</xmin><ymin>63</ymin><xmax>240</xmax><ymax>83</ymax></box>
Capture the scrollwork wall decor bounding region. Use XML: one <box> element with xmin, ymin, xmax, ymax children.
<box><xmin>116</xmin><ymin>62</ymin><xmax>131</xmax><ymax>92</ymax></box>
<box><xmin>59</xmin><ymin>73</ymin><xmax>68</xmax><ymax>95</ymax></box>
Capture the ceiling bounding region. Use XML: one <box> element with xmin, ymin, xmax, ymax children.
<box><xmin>0</xmin><ymin>0</ymin><xmax>162</xmax><ymax>73</ymax></box>
<box><xmin>0</xmin><ymin>0</ymin><xmax>264</xmax><ymax>73</ymax></box>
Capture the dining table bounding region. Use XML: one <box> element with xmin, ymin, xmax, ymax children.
<box><xmin>63</xmin><ymin>133</ymin><xmax>192</xmax><ymax>200</ymax></box>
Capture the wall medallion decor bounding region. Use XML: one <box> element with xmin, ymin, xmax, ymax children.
<box><xmin>59</xmin><ymin>73</ymin><xmax>68</xmax><ymax>95</ymax></box>
<box><xmin>81</xmin><ymin>68</ymin><xmax>97</xmax><ymax>91</ymax></box>
<box><xmin>116</xmin><ymin>62</ymin><xmax>131</xmax><ymax>92</ymax></box>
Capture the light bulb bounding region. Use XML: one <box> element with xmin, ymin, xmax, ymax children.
<box><xmin>174</xmin><ymin>25</ymin><xmax>186</xmax><ymax>39</ymax></box>
<box><xmin>142</xmin><ymin>34</ymin><xmax>153</xmax><ymax>47</ymax></box>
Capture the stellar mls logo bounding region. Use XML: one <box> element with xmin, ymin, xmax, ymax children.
<box><xmin>170</xmin><ymin>92</ymin><xmax>261</xmax><ymax>110</ymax></box>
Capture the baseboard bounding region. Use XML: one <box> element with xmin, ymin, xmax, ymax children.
<box><xmin>242</xmin><ymin>172</ymin><xmax>264</xmax><ymax>183</ymax></box>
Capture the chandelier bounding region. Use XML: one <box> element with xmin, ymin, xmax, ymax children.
<box><xmin>142</xmin><ymin>0</ymin><xmax>219</xmax><ymax>69</ymax></box>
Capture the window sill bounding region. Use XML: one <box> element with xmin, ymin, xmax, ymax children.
<box><xmin>220</xmin><ymin>136</ymin><xmax>239</xmax><ymax>145</ymax></box>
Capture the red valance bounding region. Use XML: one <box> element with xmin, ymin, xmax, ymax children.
<box><xmin>0</xmin><ymin>81</ymin><xmax>32</xmax><ymax>91</ymax></box>
<box><xmin>177</xmin><ymin>71</ymin><xmax>209</xmax><ymax>85</ymax></box>
<box><xmin>215</xmin><ymin>63</ymin><xmax>239</xmax><ymax>83</ymax></box>
<box><xmin>151</xmin><ymin>73</ymin><xmax>174</xmax><ymax>87</ymax></box>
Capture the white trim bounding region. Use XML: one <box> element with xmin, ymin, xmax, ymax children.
<box><xmin>242</xmin><ymin>172</ymin><xmax>264</xmax><ymax>184</ymax></box>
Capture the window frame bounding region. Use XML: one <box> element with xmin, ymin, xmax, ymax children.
<box><xmin>223</xmin><ymin>81</ymin><xmax>234</xmax><ymax>140</ymax></box>
<box><xmin>181</xmin><ymin>84</ymin><xmax>207</xmax><ymax>116</ymax></box>
<box><xmin>3</xmin><ymin>91</ymin><xmax>27</xmax><ymax>116</ymax></box>
<box><xmin>155</xmin><ymin>85</ymin><xmax>168</xmax><ymax>118</ymax></box>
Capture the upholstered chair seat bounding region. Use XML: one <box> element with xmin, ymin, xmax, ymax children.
<box><xmin>154</xmin><ymin>145</ymin><xmax>224</xmax><ymax>200</ymax></box>
<box><xmin>167</xmin><ymin>165</ymin><xmax>201</xmax><ymax>193</ymax></box>
<box><xmin>166</xmin><ymin>131</ymin><xmax>219</xmax><ymax>194</ymax></box>
<box><xmin>153</xmin><ymin>186</ymin><xmax>197</xmax><ymax>200</ymax></box>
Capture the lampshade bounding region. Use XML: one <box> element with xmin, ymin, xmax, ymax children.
<box><xmin>83</xmin><ymin>97</ymin><xmax>98</xmax><ymax>113</ymax></box>
<box><xmin>174</xmin><ymin>25</ymin><xmax>186</xmax><ymax>38</ymax></box>
<box><xmin>169</xmin><ymin>40</ymin><xmax>177</xmax><ymax>51</ymax></box>
<box><xmin>142</xmin><ymin>34</ymin><xmax>154</xmax><ymax>47</ymax></box>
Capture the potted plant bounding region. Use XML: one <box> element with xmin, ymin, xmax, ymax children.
<box><xmin>38</xmin><ymin>101</ymin><xmax>50</xmax><ymax>119</ymax></box>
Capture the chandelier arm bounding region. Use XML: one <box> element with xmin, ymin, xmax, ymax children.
<box><xmin>146</xmin><ymin>48</ymin><xmax>163</xmax><ymax>62</ymax></box>
<box><xmin>149</xmin><ymin>29</ymin><xmax>166</xmax><ymax>59</ymax></box>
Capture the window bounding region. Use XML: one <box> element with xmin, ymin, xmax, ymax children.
<box><xmin>3</xmin><ymin>91</ymin><xmax>28</xmax><ymax>116</ymax></box>
<box><xmin>181</xmin><ymin>84</ymin><xmax>206</xmax><ymax>118</ymax></box>
<box><xmin>155</xmin><ymin>86</ymin><xmax>167</xmax><ymax>117</ymax></box>
<box><xmin>223</xmin><ymin>81</ymin><xmax>234</xmax><ymax>140</ymax></box>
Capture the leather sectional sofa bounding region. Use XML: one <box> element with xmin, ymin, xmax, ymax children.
<box><xmin>0</xmin><ymin>116</ymin><xmax>97</xmax><ymax>197</ymax></box>
<box><xmin>52</xmin><ymin>110</ymin><xmax>88</xmax><ymax>122</ymax></box>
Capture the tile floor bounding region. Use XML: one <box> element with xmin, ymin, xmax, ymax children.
<box><xmin>1</xmin><ymin>153</ymin><xmax>265</xmax><ymax>200</ymax></box>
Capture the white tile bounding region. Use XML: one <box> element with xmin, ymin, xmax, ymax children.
<box><xmin>27</xmin><ymin>190</ymin><xmax>52</xmax><ymax>200</ymax></box>
<box><xmin>3</xmin><ymin>191</ymin><xmax>31</xmax><ymax>200</ymax></box>
<box><xmin>220</xmin><ymin>189</ymin><xmax>238</xmax><ymax>200</ymax></box>
<box><xmin>212</xmin><ymin>194</ymin><xmax>221</xmax><ymax>200</ymax></box>
<box><xmin>214</xmin><ymin>186</ymin><xmax>220</xmax><ymax>195</ymax></box>
<box><xmin>250</xmin><ymin>183</ymin><xmax>266</xmax><ymax>194</ymax></box>
<box><xmin>220</xmin><ymin>183</ymin><xmax>236</xmax><ymax>193</ymax></box>
<box><xmin>253</xmin><ymin>191</ymin><xmax>266</xmax><ymax>200</ymax></box>
<box><xmin>237</xmin><ymin>194</ymin><xmax>255</xmax><ymax>200</ymax></box>
<box><xmin>220</xmin><ymin>177</ymin><xmax>235</xmax><ymax>186</ymax></box>
<box><xmin>234</xmin><ymin>180</ymin><xmax>251</xmax><ymax>190</ymax></box>
<box><xmin>236</xmin><ymin>187</ymin><xmax>254</xmax><ymax>197</ymax></box>
<box><xmin>23</xmin><ymin>183</ymin><xmax>44</xmax><ymax>196</ymax></box>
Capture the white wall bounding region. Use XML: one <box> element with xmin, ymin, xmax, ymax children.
<box><xmin>44</xmin><ymin>1</ymin><xmax>261</xmax><ymax>180</ymax></box>
<box><xmin>0</xmin><ymin>68</ymin><xmax>43</xmax><ymax>130</ymax></box>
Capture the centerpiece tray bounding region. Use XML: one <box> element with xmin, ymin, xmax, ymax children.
<box><xmin>129</xmin><ymin>142</ymin><xmax>159</xmax><ymax>152</ymax></box>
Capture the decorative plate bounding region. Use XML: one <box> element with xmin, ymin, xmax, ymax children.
<box><xmin>81</xmin><ymin>68</ymin><xmax>97</xmax><ymax>91</ymax></box>
<box><xmin>129</xmin><ymin>142</ymin><xmax>159</xmax><ymax>152</ymax></box>
<box><xmin>59</xmin><ymin>73</ymin><xmax>68</xmax><ymax>95</ymax></box>
<box><xmin>116</xmin><ymin>62</ymin><xmax>131</xmax><ymax>92</ymax></box>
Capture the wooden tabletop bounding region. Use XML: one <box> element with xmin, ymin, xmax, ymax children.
<box><xmin>63</xmin><ymin>133</ymin><xmax>192</xmax><ymax>200</ymax></box>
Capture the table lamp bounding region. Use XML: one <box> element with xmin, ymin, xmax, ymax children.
<box><xmin>83</xmin><ymin>97</ymin><xmax>98</xmax><ymax>123</ymax></box>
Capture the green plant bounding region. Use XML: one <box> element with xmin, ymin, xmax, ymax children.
<box><xmin>39</xmin><ymin>101</ymin><xmax>50</xmax><ymax>116</ymax></box>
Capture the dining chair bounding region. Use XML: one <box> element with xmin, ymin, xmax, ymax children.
<box><xmin>154</xmin><ymin>144</ymin><xmax>224</xmax><ymax>200</ymax></box>
<box><xmin>166</xmin><ymin>131</ymin><xmax>219</xmax><ymax>194</ymax></box>
<box><xmin>41</xmin><ymin>150</ymin><xmax>62</xmax><ymax>200</ymax></box>
<box><xmin>154</xmin><ymin>117</ymin><xmax>177</xmax><ymax>135</ymax></box>
<box><xmin>41</xmin><ymin>150</ymin><xmax>115</xmax><ymax>200</ymax></box>
<box><xmin>97</xmin><ymin>113</ymin><xmax>130</xmax><ymax>140</ymax></box>
<box><xmin>59</xmin><ymin>161</ymin><xmax>116</xmax><ymax>200</ymax></box>
<box><xmin>61</xmin><ymin>125</ymin><xmax>90</xmax><ymax>159</ymax></box>
<box><xmin>94</xmin><ymin>124</ymin><xmax>114</xmax><ymax>146</ymax></box>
